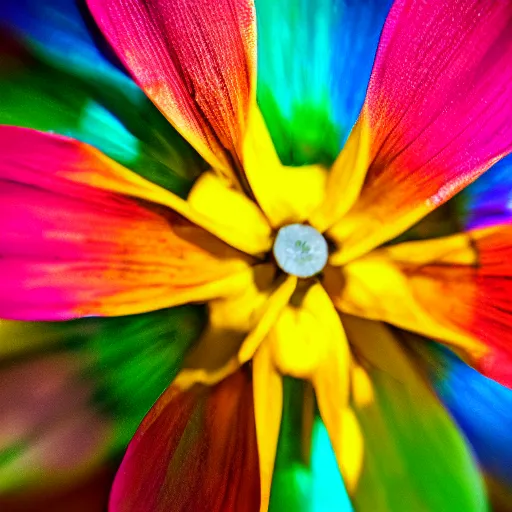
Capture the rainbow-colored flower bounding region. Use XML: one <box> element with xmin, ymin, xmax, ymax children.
<box><xmin>2</xmin><ymin>0</ymin><xmax>512</xmax><ymax>510</ymax></box>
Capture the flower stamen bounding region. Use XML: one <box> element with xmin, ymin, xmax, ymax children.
<box><xmin>273</xmin><ymin>224</ymin><xmax>328</xmax><ymax>278</ymax></box>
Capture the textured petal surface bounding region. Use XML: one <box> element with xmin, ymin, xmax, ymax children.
<box><xmin>0</xmin><ymin>127</ymin><xmax>250</xmax><ymax>320</ymax></box>
<box><xmin>256</xmin><ymin>0</ymin><xmax>391</xmax><ymax>166</ymax></box>
<box><xmin>402</xmin><ymin>228</ymin><xmax>512</xmax><ymax>387</ymax></box>
<box><xmin>329</xmin><ymin>0</ymin><xmax>512</xmax><ymax>264</ymax></box>
<box><xmin>86</xmin><ymin>0</ymin><xmax>256</xmax><ymax>182</ymax></box>
<box><xmin>110</xmin><ymin>368</ymin><xmax>260</xmax><ymax>512</ymax></box>
<box><xmin>343</xmin><ymin>317</ymin><xmax>487</xmax><ymax>511</ymax></box>
<box><xmin>416</xmin><ymin>341</ymin><xmax>512</xmax><ymax>488</ymax></box>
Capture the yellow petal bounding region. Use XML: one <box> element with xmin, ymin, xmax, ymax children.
<box><xmin>309</xmin><ymin>115</ymin><xmax>371</xmax><ymax>233</ymax></box>
<box><xmin>323</xmin><ymin>241</ymin><xmax>487</xmax><ymax>360</ymax></box>
<box><xmin>174</xmin><ymin>266</ymin><xmax>296</xmax><ymax>390</ymax></box>
<box><xmin>326</xmin><ymin>181</ymin><xmax>480</xmax><ymax>267</ymax></box>
<box><xmin>383</xmin><ymin>231</ymin><xmax>477</xmax><ymax>266</ymax></box>
<box><xmin>238</xmin><ymin>274</ymin><xmax>298</xmax><ymax>363</ymax></box>
<box><xmin>269</xmin><ymin>283</ymin><xmax>348</xmax><ymax>381</ymax></box>
<box><xmin>333</xmin><ymin>407</ymin><xmax>364</xmax><ymax>493</ymax></box>
<box><xmin>253</xmin><ymin>340</ymin><xmax>283</xmax><ymax>512</ymax></box>
<box><xmin>266</xmin><ymin>282</ymin><xmax>361</xmax><ymax>489</ymax></box>
<box><xmin>188</xmin><ymin>171</ymin><xmax>273</xmax><ymax>256</ymax></box>
<box><xmin>173</xmin><ymin>264</ymin><xmax>276</xmax><ymax>389</ymax></box>
<box><xmin>58</xmin><ymin>144</ymin><xmax>260</xmax><ymax>256</ymax></box>
<box><xmin>243</xmin><ymin>105</ymin><xmax>328</xmax><ymax>228</ymax></box>
<box><xmin>351</xmin><ymin>363</ymin><xmax>375</xmax><ymax>408</ymax></box>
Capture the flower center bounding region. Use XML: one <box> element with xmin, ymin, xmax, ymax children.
<box><xmin>273</xmin><ymin>224</ymin><xmax>328</xmax><ymax>278</ymax></box>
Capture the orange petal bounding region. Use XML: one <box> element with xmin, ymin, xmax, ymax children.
<box><xmin>86</xmin><ymin>0</ymin><xmax>256</xmax><ymax>185</ymax></box>
<box><xmin>324</xmin><ymin>247</ymin><xmax>486</xmax><ymax>361</ymax></box>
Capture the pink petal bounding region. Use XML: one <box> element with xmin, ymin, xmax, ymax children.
<box><xmin>0</xmin><ymin>126</ymin><xmax>250</xmax><ymax>320</ymax></box>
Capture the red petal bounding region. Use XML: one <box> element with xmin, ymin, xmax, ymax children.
<box><xmin>0</xmin><ymin>126</ymin><xmax>250</xmax><ymax>320</ymax></box>
<box><xmin>110</xmin><ymin>369</ymin><xmax>260</xmax><ymax>512</ymax></box>
<box><xmin>389</xmin><ymin>227</ymin><xmax>512</xmax><ymax>387</ymax></box>
<box><xmin>449</xmin><ymin>227</ymin><xmax>512</xmax><ymax>387</ymax></box>
<box><xmin>86</xmin><ymin>0</ymin><xmax>256</xmax><ymax>181</ymax></box>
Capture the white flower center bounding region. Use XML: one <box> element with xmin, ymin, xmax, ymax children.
<box><xmin>273</xmin><ymin>224</ymin><xmax>328</xmax><ymax>278</ymax></box>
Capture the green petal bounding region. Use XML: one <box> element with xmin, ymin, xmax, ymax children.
<box><xmin>269</xmin><ymin>379</ymin><xmax>310</xmax><ymax>512</ymax></box>
<box><xmin>352</xmin><ymin>330</ymin><xmax>488</xmax><ymax>511</ymax></box>
<box><xmin>0</xmin><ymin>36</ymin><xmax>206</xmax><ymax>196</ymax></box>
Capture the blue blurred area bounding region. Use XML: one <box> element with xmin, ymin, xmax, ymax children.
<box><xmin>0</xmin><ymin>0</ymin><xmax>130</xmax><ymax>86</ymax></box>
<box><xmin>459</xmin><ymin>154</ymin><xmax>512</xmax><ymax>230</ymax></box>
<box><xmin>427</xmin><ymin>344</ymin><xmax>512</xmax><ymax>485</ymax></box>
<box><xmin>256</xmin><ymin>0</ymin><xmax>392</xmax><ymax>165</ymax></box>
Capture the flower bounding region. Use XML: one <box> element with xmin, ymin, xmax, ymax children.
<box><xmin>2</xmin><ymin>0</ymin><xmax>512</xmax><ymax>511</ymax></box>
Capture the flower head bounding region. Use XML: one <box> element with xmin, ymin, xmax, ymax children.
<box><xmin>2</xmin><ymin>0</ymin><xmax>512</xmax><ymax>510</ymax></box>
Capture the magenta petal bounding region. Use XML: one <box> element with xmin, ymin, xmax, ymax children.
<box><xmin>335</xmin><ymin>0</ymin><xmax>512</xmax><ymax>258</ymax></box>
<box><xmin>86</xmin><ymin>0</ymin><xmax>256</xmax><ymax>177</ymax></box>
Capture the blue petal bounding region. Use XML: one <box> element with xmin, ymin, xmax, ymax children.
<box><xmin>256</xmin><ymin>0</ymin><xmax>392</xmax><ymax>165</ymax></box>
<box><xmin>425</xmin><ymin>343</ymin><xmax>512</xmax><ymax>485</ymax></box>
<box><xmin>459</xmin><ymin>154</ymin><xmax>512</xmax><ymax>229</ymax></box>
